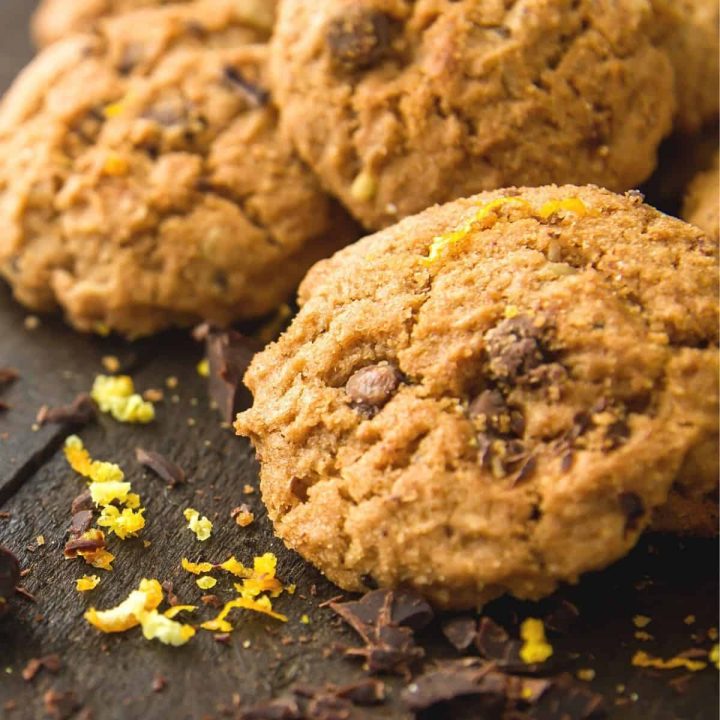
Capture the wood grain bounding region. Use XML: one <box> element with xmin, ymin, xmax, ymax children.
<box><xmin>0</xmin><ymin>2</ymin><xmax>717</xmax><ymax>719</ymax></box>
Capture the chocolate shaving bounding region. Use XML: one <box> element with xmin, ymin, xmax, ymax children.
<box><xmin>135</xmin><ymin>448</ymin><xmax>185</xmax><ymax>487</ymax></box>
<box><xmin>206</xmin><ymin>330</ymin><xmax>259</xmax><ymax>423</ymax></box>
<box><xmin>442</xmin><ymin>616</ymin><xmax>478</xmax><ymax>651</ymax></box>
<box><xmin>223</xmin><ymin>66</ymin><xmax>270</xmax><ymax>107</ymax></box>
<box><xmin>330</xmin><ymin>589</ymin><xmax>431</xmax><ymax>675</ymax></box>
<box><xmin>43</xmin><ymin>689</ymin><xmax>82</xmax><ymax>720</ymax></box>
<box><xmin>71</xmin><ymin>490</ymin><xmax>93</xmax><ymax>515</ymax></box>
<box><xmin>401</xmin><ymin>658</ymin><xmax>552</xmax><ymax>711</ymax></box>
<box><xmin>0</xmin><ymin>546</ymin><xmax>20</xmax><ymax>616</ymax></box>
<box><xmin>69</xmin><ymin>511</ymin><xmax>94</xmax><ymax>539</ymax></box>
<box><xmin>474</xmin><ymin>617</ymin><xmax>549</xmax><ymax>673</ymax></box>
<box><xmin>152</xmin><ymin>674</ymin><xmax>167</xmax><ymax>693</ymax></box>
<box><xmin>531</xmin><ymin>674</ymin><xmax>605</xmax><ymax>720</ymax></box>
<box><xmin>36</xmin><ymin>394</ymin><xmax>95</xmax><ymax>427</ymax></box>
<box><xmin>64</xmin><ymin>534</ymin><xmax>104</xmax><ymax>558</ymax></box>
<box><xmin>22</xmin><ymin>655</ymin><xmax>61</xmax><ymax>682</ymax></box>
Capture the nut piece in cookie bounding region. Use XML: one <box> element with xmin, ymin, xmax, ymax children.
<box><xmin>0</xmin><ymin>0</ymin><xmax>357</xmax><ymax>337</ymax></box>
<box><xmin>236</xmin><ymin>185</ymin><xmax>719</xmax><ymax>609</ymax></box>
<box><xmin>271</xmin><ymin>0</ymin><xmax>675</xmax><ymax>228</ymax></box>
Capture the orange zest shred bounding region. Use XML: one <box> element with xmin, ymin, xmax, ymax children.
<box><xmin>76</xmin><ymin>575</ymin><xmax>101</xmax><ymax>592</ymax></box>
<box><xmin>422</xmin><ymin>196</ymin><xmax>589</xmax><ymax>266</ymax></box>
<box><xmin>183</xmin><ymin>508</ymin><xmax>212</xmax><ymax>541</ymax></box>
<box><xmin>181</xmin><ymin>558</ymin><xmax>214</xmax><ymax>575</ymax></box>
<box><xmin>91</xmin><ymin>375</ymin><xmax>155</xmax><ymax>424</ymax></box>
<box><xmin>519</xmin><ymin>618</ymin><xmax>553</xmax><ymax>664</ymax></box>
<box><xmin>64</xmin><ymin>529</ymin><xmax>115</xmax><ymax>571</ymax></box>
<box><xmin>85</xmin><ymin>579</ymin><xmax>163</xmax><ymax>633</ymax></box>
<box><xmin>97</xmin><ymin>505</ymin><xmax>146</xmax><ymax>539</ymax></box>
<box><xmin>84</xmin><ymin>579</ymin><xmax>194</xmax><ymax>646</ymax></box>
<box><xmin>710</xmin><ymin>644</ymin><xmax>719</xmax><ymax>669</ymax></box>
<box><xmin>200</xmin><ymin>595</ymin><xmax>287</xmax><ymax>632</ymax></box>
<box><xmin>197</xmin><ymin>576</ymin><xmax>217</xmax><ymax>590</ymax></box>
<box><xmin>217</xmin><ymin>556</ymin><xmax>251</xmax><ymax>577</ymax></box>
<box><xmin>64</xmin><ymin>435</ymin><xmax>124</xmax><ymax>483</ymax></box>
<box><xmin>631</xmin><ymin>650</ymin><xmax>706</xmax><ymax>672</ymax></box>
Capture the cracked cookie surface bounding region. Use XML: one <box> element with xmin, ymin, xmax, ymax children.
<box><xmin>270</xmin><ymin>0</ymin><xmax>675</xmax><ymax>229</ymax></box>
<box><xmin>32</xmin><ymin>0</ymin><xmax>276</xmax><ymax>48</ymax></box>
<box><xmin>236</xmin><ymin>185</ymin><xmax>719</xmax><ymax>608</ymax></box>
<box><xmin>1</xmin><ymin>0</ymin><xmax>355</xmax><ymax>337</ymax></box>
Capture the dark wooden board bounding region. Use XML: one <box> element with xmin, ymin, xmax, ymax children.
<box><xmin>0</xmin><ymin>3</ymin><xmax>718</xmax><ymax>719</ymax></box>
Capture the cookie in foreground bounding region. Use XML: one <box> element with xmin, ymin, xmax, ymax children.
<box><xmin>270</xmin><ymin>0</ymin><xmax>675</xmax><ymax>229</ymax></box>
<box><xmin>236</xmin><ymin>185</ymin><xmax>719</xmax><ymax>609</ymax></box>
<box><xmin>0</xmin><ymin>0</ymin><xmax>355</xmax><ymax>337</ymax></box>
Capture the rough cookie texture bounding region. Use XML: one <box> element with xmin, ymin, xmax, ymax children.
<box><xmin>236</xmin><ymin>185</ymin><xmax>719</xmax><ymax>608</ymax></box>
<box><xmin>650</xmin><ymin>0</ymin><xmax>719</xmax><ymax>133</ymax></box>
<box><xmin>682</xmin><ymin>152</ymin><xmax>719</xmax><ymax>243</ymax></box>
<box><xmin>32</xmin><ymin>0</ymin><xmax>276</xmax><ymax>48</ymax></box>
<box><xmin>270</xmin><ymin>0</ymin><xmax>675</xmax><ymax>229</ymax></box>
<box><xmin>0</xmin><ymin>0</ymin><xmax>355</xmax><ymax>337</ymax></box>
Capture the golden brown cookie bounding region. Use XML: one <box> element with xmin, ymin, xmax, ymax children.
<box><xmin>0</xmin><ymin>0</ymin><xmax>356</xmax><ymax>338</ymax></box>
<box><xmin>270</xmin><ymin>0</ymin><xmax>675</xmax><ymax>229</ymax></box>
<box><xmin>651</xmin><ymin>0</ymin><xmax>719</xmax><ymax>133</ymax></box>
<box><xmin>682</xmin><ymin>152</ymin><xmax>719</xmax><ymax>242</ymax></box>
<box><xmin>32</xmin><ymin>0</ymin><xmax>276</xmax><ymax>47</ymax></box>
<box><xmin>236</xmin><ymin>185</ymin><xmax>719</xmax><ymax>609</ymax></box>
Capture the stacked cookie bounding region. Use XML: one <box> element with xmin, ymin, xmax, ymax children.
<box><xmin>2</xmin><ymin>0</ymin><xmax>718</xmax><ymax>606</ymax></box>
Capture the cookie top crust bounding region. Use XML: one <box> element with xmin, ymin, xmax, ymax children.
<box><xmin>236</xmin><ymin>185</ymin><xmax>718</xmax><ymax>608</ymax></box>
<box><xmin>0</xmin><ymin>0</ymin><xmax>355</xmax><ymax>337</ymax></box>
<box><xmin>270</xmin><ymin>0</ymin><xmax>675</xmax><ymax>229</ymax></box>
<box><xmin>32</xmin><ymin>0</ymin><xmax>276</xmax><ymax>48</ymax></box>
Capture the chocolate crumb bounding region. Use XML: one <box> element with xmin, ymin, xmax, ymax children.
<box><xmin>475</xmin><ymin>617</ymin><xmax>526</xmax><ymax>670</ymax></box>
<box><xmin>201</xmin><ymin>594</ymin><xmax>223</xmax><ymax>609</ymax></box>
<box><xmin>43</xmin><ymin>689</ymin><xmax>81</xmax><ymax>720</ymax></box>
<box><xmin>214</xmin><ymin>633</ymin><xmax>232</xmax><ymax>645</ymax></box>
<box><xmin>135</xmin><ymin>448</ymin><xmax>185</xmax><ymax>487</ymax></box>
<box><xmin>22</xmin><ymin>655</ymin><xmax>61</xmax><ymax>682</ymax></box>
<box><xmin>162</xmin><ymin>581</ymin><xmax>179</xmax><ymax>607</ymax></box>
<box><xmin>152</xmin><ymin>674</ymin><xmax>167</xmax><ymax>693</ymax></box>
<box><xmin>36</xmin><ymin>394</ymin><xmax>95</xmax><ymax>427</ymax></box>
<box><xmin>442</xmin><ymin>616</ymin><xmax>478</xmax><ymax>651</ymax></box>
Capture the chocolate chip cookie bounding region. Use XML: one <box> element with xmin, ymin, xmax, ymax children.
<box><xmin>0</xmin><ymin>0</ymin><xmax>356</xmax><ymax>337</ymax></box>
<box><xmin>32</xmin><ymin>0</ymin><xmax>276</xmax><ymax>47</ymax></box>
<box><xmin>270</xmin><ymin>0</ymin><xmax>675</xmax><ymax>229</ymax></box>
<box><xmin>651</xmin><ymin>0</ymin><xmax>719</xmax><ymax>133</ymax></box>
<box><xmin>682</xmin><ymin>152</ymin><xmax>719</xmax><ymax>243</ymax></box>
<box><xmin>236</xmin><ymin>185</ymin><xmax>718</xmax><ymax>608</ymax></box>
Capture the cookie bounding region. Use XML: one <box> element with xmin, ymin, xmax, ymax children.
<box><xmin>269</xmin><ymin>0</ymin><xmax>675</xmax><ymax>229</ymax></box>
<box><xmin>650</xmin><ymin>0</ymin><xmax>719</xmax><ymax>134</ymax></box>
<box><xmin>0</xmin><ymin>0</ymin><xmax>356</xmax><ymax>338</ymax></box>
<box><xmin>32</xmin><ymin>0</ymin><xmax>276</xmax><ymax>47</ymax></box>
<box><xmin>682</xmin><ymin>152</ymin><xmax>719</xmax><ymax>242</ymax></box>
<box><xmin>235</xmin><ymin>185</ymin><xmax>719</xmax><ymax>609</ymax></box>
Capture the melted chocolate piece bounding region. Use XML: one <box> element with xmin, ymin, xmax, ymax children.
<box><xmin>327</xmin><ymin>10</ymin><xmax>393</xmax><ymax>71</ymax></box>
<box><xmin>345</xmin><ymin>362</ymin><xmax>402</xmax><ymax>410</ymax></box>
